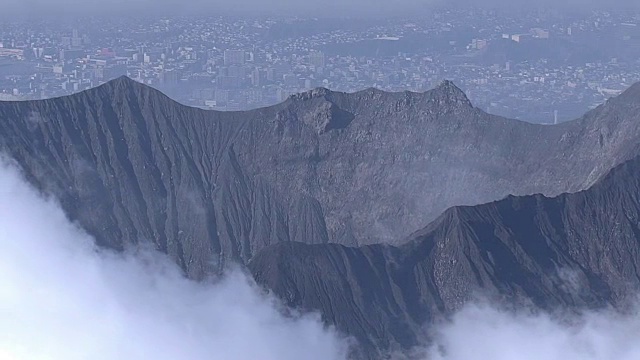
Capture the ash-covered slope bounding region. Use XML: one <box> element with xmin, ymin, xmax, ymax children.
<box><xmin>249</xmin><ymin>154</ymin><xmax>640</xmax><ymax>358</ymax></box>
<box><xmin>1</xmin><ymin>76</ymin><xmax>640</xmax><ymax>274</ymax></box>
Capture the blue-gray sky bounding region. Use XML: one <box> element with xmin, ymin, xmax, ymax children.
<box><xmin>1</xmin><ymin>0</ymin><xmax>639</xmax><ymax>17</ymax></box>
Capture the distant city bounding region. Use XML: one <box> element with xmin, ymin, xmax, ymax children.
<box><xmin>2</xmin><ymin>8</ymin><xmax>640</xmax><ymax>123</ymax></box>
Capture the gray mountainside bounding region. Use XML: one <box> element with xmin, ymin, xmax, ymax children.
<box><xmin>3</xmin><ymin>76</ymin><xmax>640</xmax><ymax>357</ymax></box>
<box><xmin>1</xmin><ymin>76</ymin><xmax>640</xmax><ymax>276</ymax></box>
<box><xmin>250</xmin><ymin>154</ymin><xmax>640</xmax><ymax>358</ymax></box>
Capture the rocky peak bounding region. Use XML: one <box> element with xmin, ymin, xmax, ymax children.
<box><xmin>428</xmin><ymin>80</ymin><xmax>473</xmax><ymax>108</ymax></box>
<box><xmin>289</xmin><ymin>87</ymin><xmax>334</xmax><ymax>102</ymax></box>
<box><xmin>91</xmin><ymin>76</ymin><xmax>174</xmax><ymax>112</ymax></box>
<box><xmin>100</xmin><ymin>75</ymin><xmax>144</xmax><ymax>92</ymax></box>
<box><xmin>94</xmin><ymin>76</ymin><xmax>165</xmax><ymax>102</ymax></box>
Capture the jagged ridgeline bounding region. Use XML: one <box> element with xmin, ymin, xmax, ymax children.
<box><xmin>251</xmin><ymin>154</ymin><xmax>640</xmax><ymax>357</ymax></box>
<box><xmin>3</xmin><ymin>76</ymin><xmax>640</xmax><ymax>357</ymax></box>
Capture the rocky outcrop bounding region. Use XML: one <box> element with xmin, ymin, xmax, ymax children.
<box><xmin>250</xmin><ymin>154</ymin><xmax>640</xmax><ymax>358</ymax></box>
<box><xmin>5</xmin><ymin>76</ymin><xmax>640</xmax><ymax>358</ymax></box>
<box><xmin>1</xmin><ymin>76</ymin><xmax>640</xmax><ymax>271</ymax></box>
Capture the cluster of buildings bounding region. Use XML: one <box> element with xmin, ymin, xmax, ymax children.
<box><xmin>1</xmin><ymin>9</ymin><xmax>640</xmax><ymax>123</ymax></box>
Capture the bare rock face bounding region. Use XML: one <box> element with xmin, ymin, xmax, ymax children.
<box><xmin>250</xmin><ymin>155</ymin><xmax>640</xmax><ymax>358</ymax></box>
<box><xmin>283</xmin><ymin>89</ymin><xmax>355</xmax><ymax>135</ymax></box>
<box><xmin>302</xmin><ymin>99</ymin><xmax>354</xmax><ymax>134</ymax></box>
<box><xmin>5</xmin><ymin>76</ymin><xmax>640</xmax><ymax>358</ymax></box>
<box><xmin>2</xmin><ymin>77</ymin><xmax>640</xmax><ymax>270</ymax></box>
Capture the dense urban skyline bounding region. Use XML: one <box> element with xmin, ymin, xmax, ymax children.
<box><xmin>1</xmin><ymin>8</ymin><xmax>640</xmax><ymax>123</ymax></box>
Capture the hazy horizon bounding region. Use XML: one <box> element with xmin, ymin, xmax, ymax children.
<box><xmin>1</xmin><ymin>0</ymin><xmax>640</xmax><ymax>17</ymax></box>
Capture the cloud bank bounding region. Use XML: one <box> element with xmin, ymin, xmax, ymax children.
<box><xmin>424</xmin><ymin>302</ymin><xmax>640</xmax><ymax>360</ymax></box>
<box><xmin>4</xmin><ymin>153</ymin><xmax>640</xmax><ymax>360</ymax></box>
<box><xmin>0</xmin><ymin>159</ymin><xmax>350</xmax><ymax>360</ymax></box>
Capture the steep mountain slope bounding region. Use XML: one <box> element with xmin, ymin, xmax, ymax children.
<box><xmin>250</xmin><ymin>154</ymin><xmax>640</xmax><ymax>358</ymax></box>
<box><xmin>2</xmin><ymin>76</ymin><xmax>640</xmax><ymax>275</ymax></box>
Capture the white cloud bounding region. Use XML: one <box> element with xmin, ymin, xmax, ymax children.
<box><xmin>5</xmin><ymin>151</ymin><xmax>640</xmax><ymax>360</ymax></box>
<box><xmin>0</xmin><ymin>158</ymin><xmax>350</xmax><ymax>360</ymax></box>
<box><xmin>425</xmin><ymin>301</ymin><xmax>640</xmax><ymax>360</ymax></box>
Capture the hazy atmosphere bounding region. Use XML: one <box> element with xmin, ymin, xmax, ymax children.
<box><xmin>1</xmin><ymin>0</ymin><xmax>639</xmax><ymax>16</ymax></box>
<box><xmin>3</xmin><ymin>0</ymin><xmax>640</xmax><ymax>358</ymax></box>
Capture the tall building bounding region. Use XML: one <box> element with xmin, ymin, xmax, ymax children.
<box><xmin>160</xmin><ymin>69</ymin><xmax>179</xmax><ymax>86</ymax></box>
<box><xmin>71</xmin><ymin>29</ymin><xmax>82</xmax><ymax>48</ymax></box>
<box><xmin>215</xmin><ymin>89</ymin><xmax>229</xmax><ymax>104</ymax></box>
<box><xmin>530</xmin><ymin>28</ymin><xmax>550</xmax><ymax>39</ymax></box>
<box><xmin>228</xmin><ymin>65</ymin><xmax>245</xmax><ymax>78</ymax></box>
<box><xmin>224</xmin><ymin>50</ymin><xmax>245</xmax><ymax>66</ymax></box>
<box><xmin>473</xmin><ymin>39</ymin><xmax>488</xmax><ymax>49</ymax></box>
<box><xmin>308</xmin><ymin>51</ymin><xmax>325</xmax><ymax>69</ymax></box>
<box><xmin>251</xmin><ymin>67</ymin><xmax>261</xmax><ymax>86</ymax></box>
<box><xmin>266</xmin><ymin>68</ymin><xmax>275</xmax><ymax>81</ymax></box>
